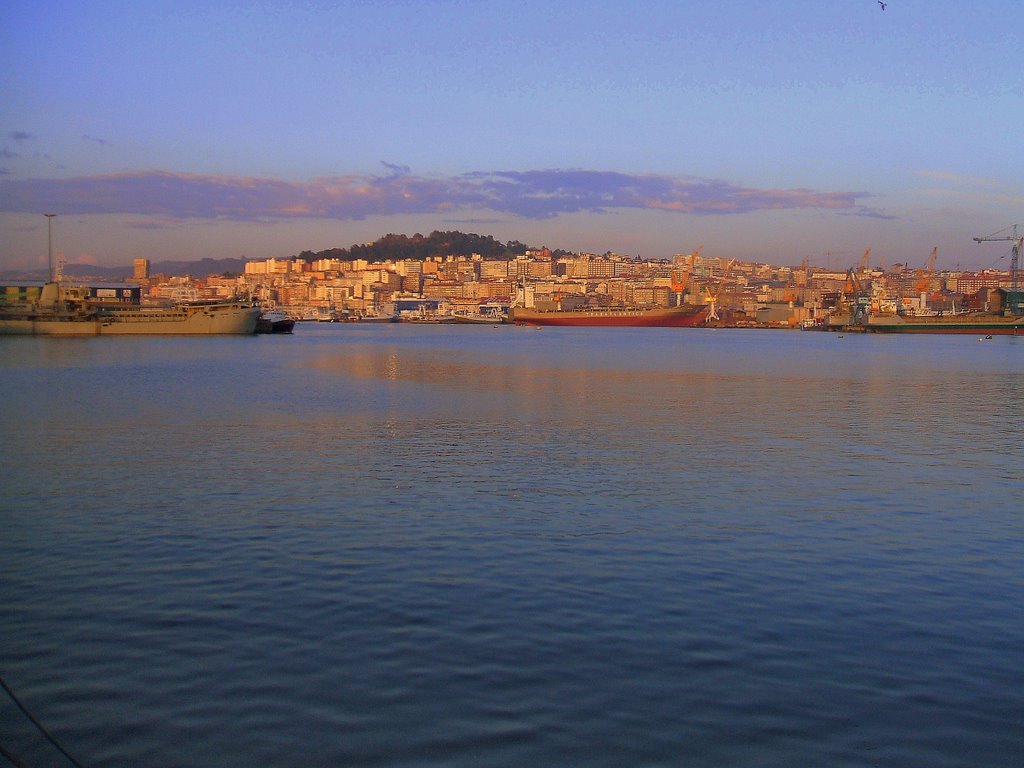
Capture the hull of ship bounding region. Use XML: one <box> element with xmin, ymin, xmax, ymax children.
<box><xmin>255</xmin><ymin>316</ymin><xmax>296</xmax><ymax>334</ymax></box>
<box><xmin>0</xmin><ymin>304</ymin><xmax>259</xmax><ymax>335</ymax></box>
<box><xmin>866</xmin><ymin>314</ymin><xmax>1024</xmax><ymax>335</ymax></box>
<box><xmin>451</xmin><ymin>314</ymin><xmax>506</xmax><ymax>324</ymax></box>
<box><xmin>509</xmin><ymin>305</ymin><xmax>709</xmax><ymax>327</ymax></box>
<box><xmin>399</xmin><ymin>315</ymin><xmax>458</xmax><ymax>324</ymax></box>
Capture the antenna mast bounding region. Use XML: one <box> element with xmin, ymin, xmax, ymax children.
<box><xmin>44</xmin><ymin>213</ymin><xmax>56</xmax><ymax>281</ymax></box>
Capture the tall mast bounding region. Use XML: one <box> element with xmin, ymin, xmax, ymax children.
<box><xmin>44</xmin><ymin>213</ymin><xmax>56</xmax><ymax>281</ymax></box>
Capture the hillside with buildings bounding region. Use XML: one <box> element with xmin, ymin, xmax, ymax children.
<box><xmin>6</xmin><ymin>231</ymin><xmax>1018</xmax><ymax>327</ymax></box>
<box><xmin>130</xmin><ymin>243</ymin><xmax>1019</xmax><ymax>326</ymax></box>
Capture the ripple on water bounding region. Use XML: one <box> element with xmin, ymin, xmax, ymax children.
<box><xmin>2</xmin><ymin>328</ymin><xmax>1023</xmax><ymax>767</ymax></box>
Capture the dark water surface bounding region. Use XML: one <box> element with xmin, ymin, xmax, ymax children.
<box><xmin>2</xmin><ymin>325</ymin><xmax>1022</xmax><ymax>767</ymax></box>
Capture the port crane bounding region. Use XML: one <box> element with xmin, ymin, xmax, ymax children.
<box><xmin>843</xmin><ymin>267</ymin><xmax>870</xmax><ymax>325</ymax></box>
<box><xmin>858</xmin><ymin>247</ymin><xmax>873</xmax><ymax>275</ymax></box>
<box><xmin>704</xmin><ymin>258</ymin><xmax>735</xmax><ymax>322</ymax></box>
<box><xmin>915</xmin><ymin>247</ymin><xmax>938</xmax><ymax>295</ymax></box>
<box><xmin>974</xmin><ymin>225</ymin><xmax>1022</xmax><ymax>314</ymax></box>
<box><xmin>670</xmin><ymin>248</ymin><xmax>698</xmax><ymax>306</ymax></box>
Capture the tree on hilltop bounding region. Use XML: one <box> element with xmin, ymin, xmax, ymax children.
<box><xmin>296</xmin><ymin>230</ymin><xmax>535</xmax><ymax>263</ymax></box>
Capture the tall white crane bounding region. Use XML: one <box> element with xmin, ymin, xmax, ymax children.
<box><xmin>974</xmin><ymin>225</ymin><xmax>1022</xmax><ymax>315</ymax></box>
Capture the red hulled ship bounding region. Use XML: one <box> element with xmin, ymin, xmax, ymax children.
<box><xmin>508</xmin><ymin>304</ymin><xmax>709</xmax><ymax>327</ymax></box>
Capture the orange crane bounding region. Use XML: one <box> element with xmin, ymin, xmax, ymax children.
<box><xmin>859</xmin><ymin>247</ymin><xmax>873</xmax><ymax>274</ymax></box>
<box><xmin>670</xmin><ymin>250</ymin><xmax>697</xmax><ymax>305</ymax></box>
<box><xmin>915</xmin><ymin>247</ymin><xmax>937</xmax><ymax>295</ymax></box>
<box><xmin>840</xmin><ymin>249</ymin><xmax>872</xmax><ymax>295</ymax></box>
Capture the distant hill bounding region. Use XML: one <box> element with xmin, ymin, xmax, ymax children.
<box><xmin>1</xmin><ymin>231</ymin><xmax>569</xmax><ymax>282</ymax></box>
<box><xmin>1</xmin><ymin>257</ymin><xmax>248</xmax><ymax>282</ymax></box>
<box><xmin>140</xmin><ymin>257</ymin><xmax>249</xmax><ymax>278</ymax></box>
<box><xmin>295</xmin><ymin>230</ymin><xmax>567</xmax><ymax>263</ymax></box>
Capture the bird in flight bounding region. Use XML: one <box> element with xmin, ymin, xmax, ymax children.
<box><xmin>878</xmin><ymin>1</ymin><xmax>886</xmax><ymax>9</ymax></box>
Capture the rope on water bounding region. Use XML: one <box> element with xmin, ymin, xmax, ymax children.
<box><xmin>0</xmin><ymin>675</ymin><xmax>87</xmax><ymax>768</ymax></box>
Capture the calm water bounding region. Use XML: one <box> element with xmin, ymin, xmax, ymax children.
<box><xmin>2</xmin><ymin>325</ymin><xmax>1022</xmax><ymax>767</ymax></box>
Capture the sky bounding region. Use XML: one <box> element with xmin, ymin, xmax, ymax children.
<box><xmin>1</xmin><ymin>0</ymin><xmax>1021</xmax><ymax>272</ymax></box>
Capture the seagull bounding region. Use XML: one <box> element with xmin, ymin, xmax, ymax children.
<box><xmin>878</xmin><ymin>1</ymin><xmax>886</xmax><ymax>9</ymax></box>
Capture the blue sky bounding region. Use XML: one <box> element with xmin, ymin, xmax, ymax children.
<box><xmin>1</xmin><ymin>0</ymin><xmax>1021</xmax><ymax>271</ymax></box>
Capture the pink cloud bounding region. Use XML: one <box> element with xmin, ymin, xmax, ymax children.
<box><xmin>0</xmin><ymin>167</ymin><xmax>881</xmax><ymax>221</ymax></box>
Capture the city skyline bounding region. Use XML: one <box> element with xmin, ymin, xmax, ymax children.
<box><xmin>1</xmin><ymin>1</ymin><xmax>1021</xmax><ymax>272</ymax></box>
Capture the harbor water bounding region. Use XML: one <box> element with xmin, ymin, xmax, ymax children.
<box><xmin>2</xmin><ymin>325</ymin><xmax>1022</xmax><ymax>767</ymax></box>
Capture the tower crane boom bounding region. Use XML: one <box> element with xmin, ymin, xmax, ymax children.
<box><xmin>704</xmin><ymin>259</ymin><xmax>735</xmax><ymax>322</ymax></box>
<box><xmin>859</xmin><ymin>247</ymin><xmax>872</xmax><ymax>273</ymax></box>
<box><xmin>974</xmin><ymin>225</ymin><xmax>1022</xmax><ymax>315</ymax></box>
<box><xmin>915</xmin><ymin>247</ymin><xmax>937</xmax><ymax>295</ymax></box>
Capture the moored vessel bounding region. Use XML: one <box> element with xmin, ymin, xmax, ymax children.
<box><xmin>450</xmin><ymin>308</ymin><xmax>506</xmax><ymax>324</ymax></box>
<box><xmin>255</xmin><ymin>309</ymin><xmax>296</xmax><ymax>334</ymax></box>
<box><xmin>0</xmin><ymin>281</ymin><xmax>259</xmax><ymax>336</ymax></box>
<box><xmin>351</xmin><ymin>313</ymin><xmax>398</xmax><ymax>323</ymax></box>
<box><xmin>451</xmin><ymin>314</ymin><xmax>505</xmax><ymax>324</ymax></box>
<box><xmin>508</xmin><ymin>303</ymin><xmax>709</xmax><ymax>327</ymax></box>
<box><xmin>865</xmin><ymin>312</ymin><xmax>1024</xmax><ymax>335</ymax></box>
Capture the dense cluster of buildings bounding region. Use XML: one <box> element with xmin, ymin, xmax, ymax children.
<box><xmin>132</xmin><ymin>250</ymin><xmax>1019</xmax><ymax>324</ymax></box>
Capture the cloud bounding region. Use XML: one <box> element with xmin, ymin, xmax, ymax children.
<box><xmin>915</xmin><ymin>169</ymin><xmax>1007</xmax><ymax>189</ymax></box>
<box><xmin>125</xmin><ymin>218</ymin><xmax>176</xmax><ymax>230</ymax></box>
<box><xmin>0</xmin><ymin>167</ymin><xmax>872</xmax><ymax>222</ymax></box>
<box><xmin>843</xmin><ymin>206</ymin><xmax>898</xmax><ymax>220</ymax></box>
<box><xmin>8</xmin><ymin>131</ymin><xmax>33</xmax><ymax>142</ymax></box>
<box><xmin>380</xmin><ymin>161</ymin><xmax>411</xmax><ymax>177</ymax></box>
<box><xmin>82</xmin><ymin>135</ymin><xmax>112</xmax><ymax>146</ymax></box>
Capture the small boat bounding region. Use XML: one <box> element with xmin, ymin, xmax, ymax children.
<box><xmin>450</xmin><ymin>310</ymin><xmax>506</xmax><ymax>324</ymax></box>
<box><xmin>351</xmin><ymin>312</ymin><xmax>397</xmax><ymax>323</ymax></box>
<box><xmin>255</xmin><ymin>309</ymin><xmax>295</xmax><ymax>334</ymax></box>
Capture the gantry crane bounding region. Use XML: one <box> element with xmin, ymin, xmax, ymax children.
<box><xmin>974</xmin><ymin>225</ymin><xmax>1022</xmax><ymax>314</ymax></box>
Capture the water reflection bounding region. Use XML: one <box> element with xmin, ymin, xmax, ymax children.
<box><xmin>2</xmin><ymin>329</ymin><xmax>1023</xmax><ymax>768</ymax></box>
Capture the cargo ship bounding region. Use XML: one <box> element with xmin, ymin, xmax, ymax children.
<box><xmin>508</xmin><ymin>304</ymin><xmax>709</xmax><ymax>327</ymax></box>
<box><xmin>0</xmin><ymin>280</ymin><xmax>260</xmax><ymax>335</ymax></box>
<box><xmin>865</xmin><ymin>312</ymin><xmax>1024</xmax><ymax>335</ymax></box>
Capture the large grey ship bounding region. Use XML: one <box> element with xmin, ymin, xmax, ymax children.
<box><xmin>0</xmin><ymin>280</ymin><xmax>259</xmax><ymax>336</ymax></box>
